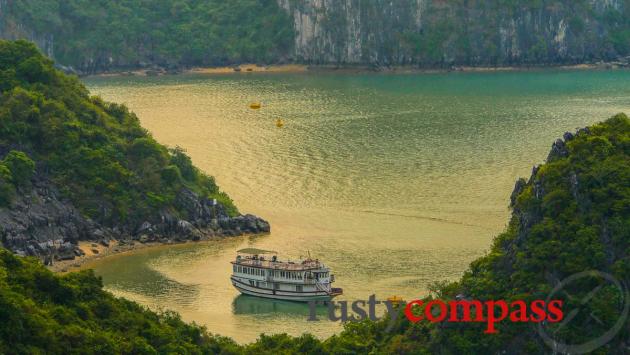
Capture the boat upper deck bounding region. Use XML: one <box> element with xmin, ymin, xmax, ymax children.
<box><xmin>232</xmin><ymin>257</ymin><xmax>326</xmax><ymax>271</ymax></box>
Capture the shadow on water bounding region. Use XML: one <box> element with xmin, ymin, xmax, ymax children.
<box><xmin>232</xmin><ymin>294</ymin><xmax>329</xmax><ymax>318</ymax></box>
<box><xmin>98</xmin><ymin>254</ymin><xmax>200</xmax><ymax>303</ymax></box>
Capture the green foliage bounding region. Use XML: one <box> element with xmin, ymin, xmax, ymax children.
<box><xmin>1</xmin><ymin>0</ymin><xmax>630</xmax><ymax>69</ymax></box>
<box><xmin>208</xmin><ymin>113</ymin><xmax>628</xmax><ymax>353</ymax></box>
<box><xmin>0</xmin><ymin>248</ymin><xmax>235</xmax><ymax>354</ymax></box>
<box><xmin>0</xmin><ymin>150</ymin><xmax>34</xmax><ymax>205</ymax></box>
<box><xmin>0</xmin><ymin>163</ymin><xmax>14</xmax><ymax>206</ymax></box>
<box><xmin>3</xmin><ymin>150</ymin><xmax>35</xmax><ymax>186</ymax></box>
<box><xmin>0</xmin><ymin>40</ymin><xmax>238</xmax><ymax>225</ymax></box>
<box><xmin>1</xmin><ymin>0</ymin><xmax>294</xmax><ymax>72</ymax></box>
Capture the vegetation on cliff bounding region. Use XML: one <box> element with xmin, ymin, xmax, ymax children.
<box><xmin>0</xmin><ymin>248</ymin><xmax>241</xmax><ymax>354</ymax></box>
<box><xmin>0</xmin><ymin>0</ymin><xmax>294</xmax><ymax>73</ymax></box>
<box><xmin>2</xmin><ymin>0</ymin><xmax>630</xmax><ymax>71</ymax></box>
<box><xmin>236</xmin><ymin>114</ymin><xmax>630</xmax><ymax>353</ymax></box>
<box><xmin>0</xmin><ymin>56</ymin><xmax>626</xmax><ymax>352</ymax></box>
<box><xmin>0</xmin><ymin>40</ymin><xmax>238</xmax><ymax>229</ymax></box>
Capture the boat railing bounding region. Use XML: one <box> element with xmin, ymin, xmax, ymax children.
<box><xmin>314</xmin><ymin>281</ymin><xmax>330</xmax><ymax>293</ymax></box>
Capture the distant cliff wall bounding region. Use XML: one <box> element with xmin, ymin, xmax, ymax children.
<box><xmin>0</xmin><ymin>0</ymin><xmax>54</xmax><ymax>58</ymax></box>
<box><xmin>278</xmin><ymin>0</ymin><xmax>629</xmax><ymax>67</ymax></box>
<box><xmin>1</xmin><ymin>0</ymin><xmax>629</xmax><ymax>71</ymax></box>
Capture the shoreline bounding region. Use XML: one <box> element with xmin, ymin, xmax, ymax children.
<box><xmin>47</xmin><ymin>235</ymin><xmax>243</xmax><ymax>273</ymax></box>
<box><xmin>84</xmin><ymin>61</ymin><xmax>628</xmax><ymax>78</ymax></box>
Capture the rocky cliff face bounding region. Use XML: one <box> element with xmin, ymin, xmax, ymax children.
<box><xmin>278</xmin><ymin>0</ymin><xmax>628</xmax><ymax>67</ymax></box>
<box><xmin>2</xmin><ymin>0</ymin><xmax>629</xmax><ymax>70</ymax></box>
<box><xmin>0</xmin><ymin>173</ymin><xmax>270</xmax><ymax>263</ymax></box>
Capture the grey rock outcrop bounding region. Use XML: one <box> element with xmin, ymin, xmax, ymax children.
<box><xmin>0</xmin><ymin>178</ymin><xmax>270</xmax><ymax>262</ymax></box>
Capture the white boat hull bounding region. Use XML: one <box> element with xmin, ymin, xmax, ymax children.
<box><xmin>231</xmin><ymin>277</ymin><xmax>332</xmax><ymax>302</ymax></box>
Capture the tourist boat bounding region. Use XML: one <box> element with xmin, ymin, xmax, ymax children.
<box><xmin>230</xmin><ymin>248</ymin><xmax>343</xmax><ymax>302</ymax></box>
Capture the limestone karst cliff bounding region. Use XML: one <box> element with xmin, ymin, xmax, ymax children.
<box><xmin>1</xmin><ymin>0</ymin><xmax>628</xmax><ymax>72</ymax></box>
<box><xmin>278</xmin><ymin>0</ymin><xmax>629</xmax><ymax>67</ymax></box>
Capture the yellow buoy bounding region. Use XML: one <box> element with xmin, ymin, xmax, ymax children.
<box><xmin>275</xmin><ymin>119</ymin><xmax>284</xmax><ymax>128</ymax></box>
<box><xmin>249</xmin><ymin>102</ymin><xmax>261</xmax><ymax>109</ymax></box>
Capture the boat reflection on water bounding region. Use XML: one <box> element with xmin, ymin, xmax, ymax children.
<box><xmin>232</xmin><ymin>294</ymin><xmax>329</xmax><ymax>318</ymax></box>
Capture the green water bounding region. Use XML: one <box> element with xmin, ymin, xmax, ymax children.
<box><xmin>83</xmin><ymin>70</ymin><xmax>630</xmax><ymax>343</ymax></box>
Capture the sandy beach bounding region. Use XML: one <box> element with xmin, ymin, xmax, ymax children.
<box><xmin>47</xmin><ymin>237</ymin><xmax>223</xmax><ymax>273</ymax></box>
<box><xmin>85</xmin><ymin>61</ymin><xmax>626</xmax><ymax>78</ymax></box>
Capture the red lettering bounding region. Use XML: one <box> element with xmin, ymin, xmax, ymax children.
<box><xmin>509</xmin><ymin>300</ymin><xmax>529</xmax><ymax>322</ymax></box>
<box><xmin>484</xmin><ymin>300</ymin><xmax>508</xmax><ymax>333</ymax></box>
<box><xmin>448</xmin><ymin>300</ymin><xmax>484</xmax><ymax>322</ymax></box>
<box><xmin>404</xmin><ymin>300</ymin><xmax>424</xmax><ymax>323</ymax></box>
<box><xmin>425</xmin><ymin>300</ymin><xmax>447</xmax><ymax>322</ymax></box>
<box><xmin>529</xmin><ymin>300</ymin><xmax>546</xmax><ymax>322</ymax></box>
<box><xmin>546</xmin><ymin>300</ymin><xmax>563</xmax><ymax>322</ymax></box>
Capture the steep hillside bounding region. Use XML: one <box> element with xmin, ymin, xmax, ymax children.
<box><xmin>0</xmin><ymin>40</ymin><xmax>269</xmax><ymax>261</ymax></box>
<box><xmin>0</xmin><ymin>248</ymin><xmax>243</xmax><ymax>354</ymax></box>
<box><xmin>1</xmin><ymin>113</ymin><xmax>627</xmax><ymax>353</ymax></box>
<box><xmin>0</xmin><ymin>0</ymin><xmax>294</xmax><ymax>73</ymax></box>
<box><xmin>1</xmin><ymin>0</ymin><xmax>629</xmax><ymax>72</ymax></box>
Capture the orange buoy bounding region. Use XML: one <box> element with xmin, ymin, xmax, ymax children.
<box><xmin>275</xmin><ymin>119</ymin><xmax>284</xmax><ymax>128</ymax></box>
<box><xmin>249</xmin><ymin>102</ymin><xmax>261</xmax><ymax>109</ymax></box>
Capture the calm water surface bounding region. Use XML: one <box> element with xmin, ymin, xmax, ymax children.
<box><xmin>83</xmin><ymin>70</ymin><xmax>630</xmax><ymax>343</ymax></box>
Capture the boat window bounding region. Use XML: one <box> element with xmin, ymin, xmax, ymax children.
<box><xmin>296</xmin><ymin>285</ymin><xmax>303</xmax><ymax>292</ymax></box>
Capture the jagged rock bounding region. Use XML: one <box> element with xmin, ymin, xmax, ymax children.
<box><xmin>92</xmin><ymin>229</ymin><xmax>107</xmax><ymax>239</ymax></box>
<box><xmin>563</xmin><ymin>132</ymin><xmax>574</xmax><ymax>141</ymax></box>
<box><xmin>0</xmin><ymin>176</ymin><xmax>269</xmax><ymax>261</ymax></box>
<box><xmin>0</xmin><ymin>177</ymin><xmax>95</xmax><ymax>259</ymax></box>
<box><xmin>510</xmin><ymin>178</ymin><xmax>527</xmax><ymax>207</ymax></box>
<box><xmin>177</xmin><ymin>220</ymin><xmax>195</xmax><ymax>235</ymax></box>
<box><xmin>547</xmin><ymin>138</ymin><xmax>568</xmax><ymax>161</ymax></box>
<box><xmin>136</xmin><ymin>221</ymin><xmax>152</xmax><ymax>235</ymax></box>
